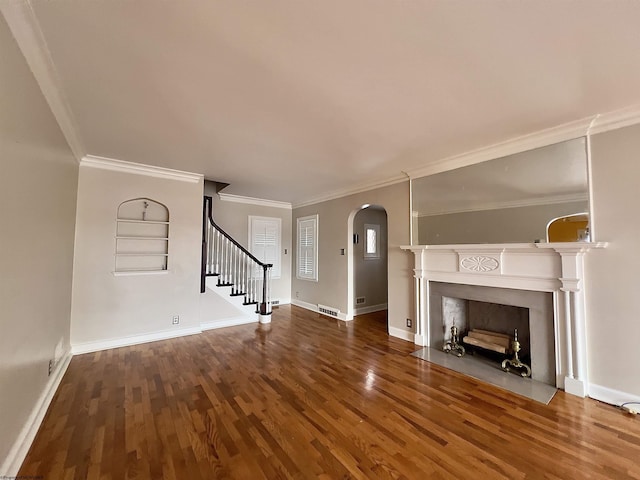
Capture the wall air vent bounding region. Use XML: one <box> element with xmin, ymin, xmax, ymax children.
<box><xmin>356</xmin><ymin>297</ymin><xmax>366</xmax><ymax>305</ymax></box>
<box><xmin>318</xmin><ymin>304</ymin><xmax>340</xmax><ymax>317</ymax></box>
<box><xmin>271</xmin><ymin>300</ymin><xmax>280</xmax><ymax>306</ymax></box>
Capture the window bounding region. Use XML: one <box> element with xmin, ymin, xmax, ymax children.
<box><xmin>364</xmin><ymin>224</ymin><xmax>380</xmax><ymax>259</ymax></box>
<box><xmin>248</xmin><ymin>216</ymin><xmax>281</xmax><ymax>278</ymax></box>
<box><xmin>297</xmin><ymin>214</ymin><xmax>318</xmax><ymax>281</ymax></box>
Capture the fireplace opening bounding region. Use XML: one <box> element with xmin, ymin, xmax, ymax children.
<box><xmin>443</xmin><ymin>297</ymin><xmax>531</xmax><ymax>369</ymax></box>
<box><xmin>430</xmin><ymin>282</ymin><xmax>555</xmax><ymax>386</ymax></box>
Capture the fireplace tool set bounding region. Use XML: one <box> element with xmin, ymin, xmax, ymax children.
<box><xmin>443</xmin><ymin>326</ymin><xmax>531</xmax><ymax>378</ymax></box>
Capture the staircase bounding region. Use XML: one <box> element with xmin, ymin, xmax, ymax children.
<box><xmin>201</xmin><ymin>196</ymin><xmax>273</xmax><ymax>323</ymax></box>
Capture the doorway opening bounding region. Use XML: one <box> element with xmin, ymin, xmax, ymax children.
<box><xmin>347</xmin><ymin>205</ymin><xmax>388</xmax><ymax>323</ymax></box>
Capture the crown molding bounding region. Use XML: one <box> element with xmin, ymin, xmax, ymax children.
<box><xmin>81</xmin><ymin>155</ymin><xmax>203</xmax><ymax>183</ymax></box>
<box><xmin>293</xmin><ymin>174</ymin><xmax>408</xmax><ymax>209</ymax></box>
<box><xmin>1</xmin><ymin>0</ymin><xmax>85</xmax><ymax>161</ymax></box>
<box><xmin>589</xmin><ymin>104</ymin><xmax>640</xmax><ymax>135</ymax></box>
<box><xmin>405</xmin><ymin>116</ymin><xmax>595</xmax><ymax>180</ymax></box>
<box><xmin>417</xmin><ymin>192</ymin><xmax>589</xmax><ymax>218</ymax></box>
<box><xmin>218</xmin><ymin>193</ymin><xmax>292</xmax><ymax>210</ymax></box>
<box><xmin>406</xmin><ymin>104</ymin><xmax>640</xmax><ymax>181</ymax></box>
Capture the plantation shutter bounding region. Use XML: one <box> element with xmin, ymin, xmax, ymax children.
<box><xmin>297</xmin><ymin>215</ymin><xmax>318</xmax><ymax>281</ymax></box>
<box><xmin>249</xmin><ymin>217</ymin><xmax>281</xmax><ymax>278</ymax></box>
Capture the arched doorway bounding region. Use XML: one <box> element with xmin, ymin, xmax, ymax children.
<box><xmin>347</xmin><ymin>205</ymin><xmax>388</xmax><ymax>322</ymax></box>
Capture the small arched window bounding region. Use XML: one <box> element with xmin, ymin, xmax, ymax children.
<box><xmin>115</xmin><ymin>198</ymin><xmax>169</xmax><ymax>273</ymax></box>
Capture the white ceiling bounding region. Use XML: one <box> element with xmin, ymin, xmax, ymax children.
<box><xmin>8</xmin><ymin>1</ymin><xmax>640</xmax><ymax>204</ymax></box>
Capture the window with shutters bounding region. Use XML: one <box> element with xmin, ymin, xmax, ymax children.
<box><xmin>297</xmin><ymin>214</ymin><xmax>318</xmax><ymax>281</ymax></box>
<box><xmin>248</xmin><ymin>216</ymin><xmax>281</xmax><ymax>279</ymax></box>
<box><xmin>364</xmin><ymin>224</ymin><xmax>380</xmax><ymax>259</ymax></box>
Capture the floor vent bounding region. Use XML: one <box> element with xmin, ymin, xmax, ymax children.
<box><xmin>318</xmin><ymin>304</ymin><xmax>339</xmax><ymax>317</ymax></box>
<box><xmin>356</xmin><ymin>297</ymin><xmax>366</xmax><ymax>305</ymax></box>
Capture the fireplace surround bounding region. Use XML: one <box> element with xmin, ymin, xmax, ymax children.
<box><xmin>401</xmin><ymin>242</ymin><xmax>607</xmax><ymax>397</ymax></box>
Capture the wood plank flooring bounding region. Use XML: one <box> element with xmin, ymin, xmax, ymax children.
<box><xmin>19</xmin><ymin>305</ymin><xmax>640</xmax><ymax>479</ymax></box>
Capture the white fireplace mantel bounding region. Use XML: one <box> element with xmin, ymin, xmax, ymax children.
<box><xmin>400</xmin><ymin>242</ymin><xmax>607</xmax><ymax>397</ymax></box>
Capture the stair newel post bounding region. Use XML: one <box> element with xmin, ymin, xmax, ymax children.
<box><xmin>259</xmin><ymin>264</ymin><xmax>270</xmax><ymax>315</ymax></box>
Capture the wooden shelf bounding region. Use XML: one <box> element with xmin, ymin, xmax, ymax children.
<box><xmin>116</xmin><ymin>218</ymin><xmax>169</xmax><ymax>225</ymax></box>
<box><xmin>116</xmin><ymin>236</ymin><xmax>169</xmax><ymax>240</ymax></box>
<box><xmin>115</xmin><ymin>253</ymin><xmax>169</xmax><ymax>257</ymax></box>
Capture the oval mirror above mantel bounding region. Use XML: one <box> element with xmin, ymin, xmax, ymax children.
<box><xmin>411</xmin><ymin>137</ymin><xmax>590</xmax><ymax>245</ymax></box>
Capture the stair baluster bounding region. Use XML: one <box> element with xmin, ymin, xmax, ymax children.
<box><xmin>201</xmin><ymin>196</ymin><xmax>273</xmax><ymax>319</ymax></box>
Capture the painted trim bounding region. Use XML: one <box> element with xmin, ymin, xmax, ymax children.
<box><xmin>71</xmin><ymin>326</ymin><xmax>202</xmax><ymax>355</ymax></box>
<box><xmin>406</xmin><ymin>117</ymin><xmax>595</xmax><ymax>180</ymax></box>
<box><xmin>354</xmin><ymin>303</ymin><xmax>388</xmax><ymax>316</ymax></box>
<box><xmin>293</xmin><ymin>175</ymin><xmax>408</xmax><ymax>209</ymax></box>
<box><xmin>589</xmin><ymin>383</ymin><xmax>640</xmax><ymax>407</ymax></box>
<box><xmin>291</xmin><ymin>299</ymin><xmax>350</xmax><ymax>321</ymax></box>
<box><xmin>0</xmin><ymin>0</ymin><xmax>85</xmax><ymax>160</ymax></box>
<box><xmin>416</xmin><ymin>192</ymin><xmax>589</xmax><ymax>217</ymax></box>
<box><xmin>219</xmin><ymin>193</ymin><xmax>292</xmax><ymax>210</ymax></box>
<box><xmin>81</xmin><ymin>155</ymin><xmax>203</xmax><ymax>183</ymax></box>
<box><xmin>590</xmin><ymin>104</ymin><xmax>640</xmax><ymax>135</ymax></box>
<box><xmin>0</xmin><ymin>351</ymin><xmax>72</xmax><ymax>477</ymax></box>
<box><xmin>388</xmin><ymin>326</ymin><xmax>415</xmax><ymax>343</ymax></box>
<box><xmin>201</xmin><ymin>315</ymin><xmax>257</xmax><ymax>331</ymax></box>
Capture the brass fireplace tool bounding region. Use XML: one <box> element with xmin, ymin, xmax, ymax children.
<box><xmin>502</xmin><ymin>329</ymin><xmax>531</xmax><ymax>377</ymax></box>
<box><xmin>443</xmin><ymin>324</ymin><xmax>466</xmax><ymax>357</ymax></box>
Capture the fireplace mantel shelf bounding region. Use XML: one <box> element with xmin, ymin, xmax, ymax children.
<box><xmin>401</xmin><ymin>242</ymin><xmax>608</xmax><ymax>252</ymax></box>
<box><xmin>400</xmin><ymin>241</ymin><xmax>607</xmax><ymax>399</ymax></box>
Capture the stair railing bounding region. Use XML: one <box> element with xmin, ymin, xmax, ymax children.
<box><xmin>201</xmin><ymin>196</ymin><xmax>273</xmax><ymax>317</ymax></box>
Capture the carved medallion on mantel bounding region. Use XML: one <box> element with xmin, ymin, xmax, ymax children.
<box><xmin>459</xmin><ymin>255</ymin><xmax>500</xmax><ymax>273</ymax></box>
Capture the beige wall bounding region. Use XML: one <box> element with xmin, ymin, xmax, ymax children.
<box><xmin>0</xmin><ymin>14</ymin><xmax>78</xmax><ymax>472</ymax></box>
<box><xmin>207</xmin><ymin>188</ymin><xmax>292</xmax><ymax>304</ymax></box>
<box><xmin>417</xmin><ymin>201</ymin><xmax>588</xmax><ymax>244</ymax></box>
<box><xmin>70</xmin><ymin>166</ymin><xmax>203</xmax><ymax>349</ymax></box>
<box><xmin>353</xmin><ymin>208</ymin><xmax>388</xmax><ymax>309</ymax></box>
<box><xmin>586</xmin><ymin>124</ymin><xmax>640</xmax><ymax>396</ymax></box>
<box><xmin>292</xmin><ymin>181</ymin><xmax>413</xmax><ymax>333</ymax></box>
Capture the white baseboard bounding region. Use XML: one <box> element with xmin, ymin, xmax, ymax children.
<box><xmin>354</xmin><ymin>303</ymin><xmax>388</xmax><ymax>316</ymax></box>
<box><xmin>201</xmin><ymin>315</ymin><xmax>257</xmax><ymax>331</ymax></box>
<box><xmin>291</xmin><ymin>299</ymin><xmax>349</xmax><ymax>321</ymax></box>
<box><xmin>0</xmin><ymin>351</ymin><xmax>72</xmax><ymax>477</ymax></box>
<box><xmin>71</xmin><ymin>326</ymin><xmax>202</xmax><ymax>355</ymax></box>
<box><xmin>589</xmin><ymin>383</ymin><xmax>640</xmax><ymax>407</ymax></box>
<box><xmin>388</xmin><ymin>326</ymin><xmax>415</xmax><ymax>343</ymax></box>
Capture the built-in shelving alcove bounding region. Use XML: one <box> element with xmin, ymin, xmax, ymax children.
<box><xmin>115</xmin><ymin>198</ymin><xmax>169</xmax><ymax>273</ymax></box>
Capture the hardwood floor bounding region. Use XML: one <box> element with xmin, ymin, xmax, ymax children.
<box><xmin>20</xmin><ymin>305</ymin><xmax>640</xmax><ymax>479</ymax></box>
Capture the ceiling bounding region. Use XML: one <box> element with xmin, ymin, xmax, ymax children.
<box><xmin>6</xmin><ymin>1</ymin><xmax>640</xmax><ymax>205</ymax></box>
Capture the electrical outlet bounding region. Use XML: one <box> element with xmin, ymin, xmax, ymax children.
<box><xmin>296</xmin><ymin>291</ymin><xmax>299</xmax><ymax>299</ymax></box>
<box><xmin>406</xmin><ymin>318</ymin><xmax>412</xmax><ymax>328</ymax></box>
<box><xmin>48</xmin><ymin>359</ymin><xmax>53</xmax><ymax>376</ymax></box>
<box><xmin>172</xmin><ymin>315</ymin><xmax>180</xmax><ymax>325</ymax></box>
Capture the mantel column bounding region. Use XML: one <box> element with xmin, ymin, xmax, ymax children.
<box><xmin>556</xmin><ymin>249</ymin><xmax>588</xmax><ymax>397</ymax></box>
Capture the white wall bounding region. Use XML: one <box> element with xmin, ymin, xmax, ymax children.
<box><xmin>70</xmin><ymin>165</ymin><xmax>203</xmax><ymax>351</ymax></box>
<box><xmin>586</xmin><ymin>124</ymin><xmax>640</xmax><ymax>398</ymax></box>
<box><xmin>353</xmin><ymin>207</ymin><xmax>388</xmax><ymax>311</ymax></box>
<box><xmin>0</xmin><ymin>14</ymin><xmax>78</xmax><ymax>474</ymax></box>
<box><xmin>206</xmin><ymin>188</ymin><xmax>293</xmax><ymax>305</ymax></box>
<box><xmin>292</xmin><ymin>181</ymin><xmax>413</xmax><ymax>335</ymax></box>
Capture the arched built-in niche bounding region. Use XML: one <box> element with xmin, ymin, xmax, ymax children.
<box><xmin>115</xmin><ymin>198</ymin><xmax>169</xmax><ymax>273</ymax></box>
